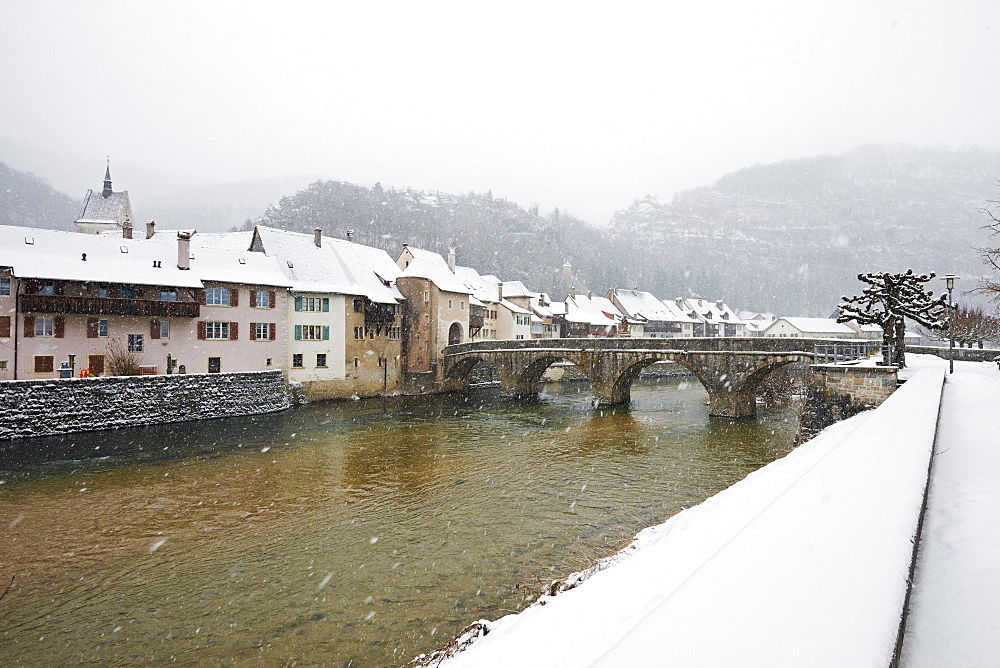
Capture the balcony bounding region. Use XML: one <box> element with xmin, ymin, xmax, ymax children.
<box><xmin>363</xmin><ymin>302</ymin><xmax>398</xmax><ymax>328</ymax></box>
<box><xmin>20</xmin><ymin>294</ymin><xmax>201</xmax><ymax>318</ymax></box>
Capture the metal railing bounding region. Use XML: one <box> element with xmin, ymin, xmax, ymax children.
<box><xmin>813</xmin><ymin>341</ymin><xmax>881</xmax><ymax>364</ymax></box>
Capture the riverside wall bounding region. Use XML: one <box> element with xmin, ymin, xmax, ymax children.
<box><xmin>0</xmin><ymin>370</ymin><xmax>289</xmax><ymax>440</ymax></box>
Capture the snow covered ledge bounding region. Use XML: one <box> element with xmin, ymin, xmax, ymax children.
<box><xmin>435</xmin><ymin>367</ymin><xmax>945</xmax><ymax>668</ymax></box>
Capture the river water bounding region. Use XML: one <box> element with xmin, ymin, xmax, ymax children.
<box><xmin>0</xmin><ymin>378</ymin><xmax>800</xmax><ymax>666</ymax></box>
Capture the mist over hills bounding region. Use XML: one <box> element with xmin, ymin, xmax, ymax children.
<box><xmin>2</xmin><ymin>144</ymin><xmax>997</xmax><ymax>316</ymax></box>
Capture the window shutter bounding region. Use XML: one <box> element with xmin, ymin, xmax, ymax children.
<box><xmin>269</xmin><ymin>323</ymin><xmax>276</xmax><ymax>340</ymax></box>
<box><xmin>230</xmin><ymin>289</ymin><xmax>239</xmax><ymax>307</ymax></box>
<box><xmin>294</xmin><ymin>324</ymin><xmax>302</xmax><ymax>340</ymax></box>
<box><xmin>250</xmin><ymin>290</ymin><xmax>257</xmax><ymax>306</ymax></box>
<box><xmin>54</xmin><ymin>317</ymin><xmax>65</xmax><ymax>338</ymax></box>
<box><xmin>0</xmin><ymin>316</ymin><xmax>9</xmax><ymax>338</ymax></box>
<box><xmin>322</xmin><ymin>325</ymin><xmax>330</xmax><ymax>341</ymax></box>
<box><xmin>199</xmin><ymin>289</ymin><xmax>207</xmax><ymax>305</ymax></box>
<box><xmin>294</xmin><ymin>296</ymin><xmax>302</xmax><ymax>311</ymax></box>
<box><xmin>230</xmin><ymin>322</ymin><xmax>238</xmax><ymax>340</ymax></box>
<box><xmin>197</xmin><ymin>321</ymin><xmax>206</xmax><ymax>340</ymax></box>
<box><xmin>322</xmin><ymin>297</ymin><xmax>330</xmax><ymax>312</ymax></box>
<box><xmin>150</xmin><ymin>320</ymin><xmax>160</xmax><ymax>339</ymax></box>
<box><xmin>87</xmin><ymin>317</ymin><xmax>99</xmax><ymax>338</ymax></box>
<box><xmin>250</xmin><ymin>322</ymin><xmax>257</xmax><ymax>340</ymax></box>
<box><xmin>268</xmin><ymin>291</ymin><xmax>276</xmax><ymax>308</ymax></box>
<box><xmin>24</xmin><ymin>316</ymin><xmax>34</xmax><ymax>338</ymax></box>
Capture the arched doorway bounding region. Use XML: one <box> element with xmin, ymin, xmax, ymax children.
<box><xmin>448</xmin><ymin>322</ymin><xmax>463</xmax><ymax>345</ymax></box>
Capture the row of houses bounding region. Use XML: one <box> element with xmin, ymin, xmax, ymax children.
<box><xmin>0</xmin><ymin>168</ymin><xmax>887</xmax><ymax>400</ymax></box>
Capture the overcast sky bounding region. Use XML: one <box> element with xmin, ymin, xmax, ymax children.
<box><xmin>2</xmin><ymin>1</ymin><xmax>999</xmax><ymax>223</ymax></box>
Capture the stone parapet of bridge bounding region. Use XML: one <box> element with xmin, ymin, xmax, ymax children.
<box><xmin>442</xmin><ymin>338</ymin><xmax>841</xmax><ymax>417</ymax></box>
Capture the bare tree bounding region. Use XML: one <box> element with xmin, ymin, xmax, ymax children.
<box><xmin>838</xmin><ymin>270</ymin><xmax>947</xmax><ymax>367</ymax></box>
<box><xmin>105</xmin><ymin>338</ymin><xmax>142</xmax><ymax>376</ymax></box>
<box><xmin>951</xmin><ymin>304</ymin><xmax>1000</xmax><ymax>348</ymax></box>
<box><xmin>980</xmin><ymin>185</ymin><xmax>1000</xmax><ymax>302</ymax></box>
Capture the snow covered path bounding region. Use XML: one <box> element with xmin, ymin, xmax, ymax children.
<box><xmin>900</xmin><ymin>360</ymin><xmax>1000</xmax><ymax>667</ymax></box>
<box><xmin>436</xmin><ymin>362</ymin><xmax>952</xmax><ymax>668</ymax></box>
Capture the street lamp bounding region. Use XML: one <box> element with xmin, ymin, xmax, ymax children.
<box><xmin>942</xmin><ymin>275</ymin><xmax>957</xmax><ymax>374</ymax></box>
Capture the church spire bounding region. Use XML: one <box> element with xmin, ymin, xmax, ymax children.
<box><xmin>102</xmin><ymin>157</ymin><xmax>112</xmax><ymax>198</ymax></box>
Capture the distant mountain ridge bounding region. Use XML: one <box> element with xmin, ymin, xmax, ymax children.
<box><xmin>0</xmin><ymin>161</ymin><xmax>80</xmax><ymax>231</ymax></box>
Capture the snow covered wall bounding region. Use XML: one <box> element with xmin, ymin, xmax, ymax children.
<box><xmin>0</xmin><ymin>370</ymin><xmax>289</xmax><ymax>439</ymax></box>
<box><xmin>439</xmin><ymin>367</ymin><xmax>945</xmax><ymax>668</ymax></box>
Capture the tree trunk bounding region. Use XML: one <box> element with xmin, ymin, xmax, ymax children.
<box><xmin>893</xmin><ymin>317</ymin><xmax>907</xmax><ymax>368</ymax></box>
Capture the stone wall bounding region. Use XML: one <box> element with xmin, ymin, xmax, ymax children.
<box><xmin>0</xmin><ymin>370</ymin><xmax>289</xmax><ymax>440</ymax></box>
<box><xmin>800</xmin><ymin>364</ymin><xmax>899</xmax><ymax>441</ymax></box>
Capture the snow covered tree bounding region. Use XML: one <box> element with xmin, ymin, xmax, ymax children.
<box><xmin>837</xmin><ymin>269</ymin><xmax>947</xmax><ymax>367</ymax></box>
<box><xmin>950</xmin><ymin>304</ymin><xmax>1000</xmax><ymax>348</ymax></box>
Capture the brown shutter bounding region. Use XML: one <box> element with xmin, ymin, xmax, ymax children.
<box><xmin>88</xmin><ymin>354</ymin><xmax>105</xmax><ymax>375</ymax></box>
<box><xmin>268</xmin><ymin>291</ymin><xmax>276</xmax><ymax>308</ymax></box>
<box><xmin>87</xmin><ymin>317</ymin><xmax>99</xmax><ymax>338</ymax></box>
<box><xmin>35</xmin><ymin>356</ymin><xmax>54</xmax><ymax>373</ymax></box>
<box><xmin>24</xmin><ymin>316</ymin><xmax>35</xmax><ymax>337</ymax></box>
<box><xmin>250</xmin><ymin>290</ymin><xmax>257</xmax><ymax>307</ymax></box>
<box><xmin>0</xmin><ymin>316</ymin><xmax>9</xmax><ymax>338</ymax></box>
<box><xmin>269</xmin><ymin>322</ymin><xmax>276</xmax><ymax>340</ymax></box>
<box><xmin>230</xmin><ymin>321</ymin><xmax>238</xmax><ymax>340</ymax></box>
<box><xmin>54</xmin><ymin>316</ymin><xmax>65</xmax><ymax>338</ymax></box>
<box><xmin>150</xmin><ymin>320</ymin><xmax>161</xmax><ymax>339</ymax></box>
<box><xmin>250</xmin><ymin>322</ymin><xmax>257</xmax><ymax>340</ymax></box>
<box><xmin>197</xmin><ymin>321</ymin><xmax>206</xmax><ymax>340</ymax></box>
<box><xmin>198</xmin><ymin>289</ymin><xmax>207</xmax><ymax>305</ymax></box>
<box><xmin>229</xmin><ymin>289</ymin><xmax>238</xmax><ymax>307</ymax></box>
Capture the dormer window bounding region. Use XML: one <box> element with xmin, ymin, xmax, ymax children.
<box><xmin>121</xmin><ymin>285</ymin><xmax>137</xmax><ymax>299</ymax></box>
<box><xmin>36</xmin><ymin>282</ymin><xmax>54</xmax><ymax>296</ymax></box>
<box><xmin>160</xmin><ymin>288</ymin><xmax>178</xmax><ymax>302</ymax></box>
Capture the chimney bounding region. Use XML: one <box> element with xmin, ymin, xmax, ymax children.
<box><xmin>570</xmin><ymin>286</ymin><xmax>576</xmax><ymax>298</ymax></box>
<box><xmin>122</xmin><ymin>221</ymin><xmax>132</xmax><ymax>239</ymax></box>
<box><xmin>177</xmin><ymin>232</ymin><xmax>191</xmax><ymax>270</ymax></box>
<box><xmin>716</xmin><ymin>300</ymin><xmax>724</xmax><ymax>309</ymax></box>
<box><xmin>346</xmin><ymin>230</ymin><xmax>354</xmax><ymax>242</ymax></box>
<box><xmin>562</xmin><ymin>261</ymin><xmax>572</xmax><ymax>278</ymax></box>
<box><xmin>587</xmin><ymin>290</ymin><xmax>593</xmax><ymax>300</ymax></box>
<box><xmin>676</xmin><ymin>298</ymin><xmax>684</xmax><ymax>307</ymax></box>
<box><xmin>314</xmin><ymin>229</ymin><xmax>322</xmax><ymax>248</ymax></box>
<box><xmin>146</xmin><ymin>221</ymin><xmax>156</xmax><ymax>239</ymax></box>
<box><xmin>447</xmin><ymin>248</ymin><xmax>456</xmax><ymax>273</ymax></box>
<box><xmin>497</xmin><ymin>282</ymin><xmax>503</xmax><ymax>301</ymax></box>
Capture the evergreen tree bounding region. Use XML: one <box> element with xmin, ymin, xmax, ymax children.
<box><xmin>837</xmin><ymin>269</ymin><xmax>947</xmax><ymax>367</ymax></box>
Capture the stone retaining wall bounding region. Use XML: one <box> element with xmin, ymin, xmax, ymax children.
<box><xmin>0</xmin><ymin>370</ymin><xmax>289</xmax><ymax>440</ymax></box>
<box><xmin>799</xmin><ymin>364</ymin><xmax>899</xmax><ymax>442</ymax></box>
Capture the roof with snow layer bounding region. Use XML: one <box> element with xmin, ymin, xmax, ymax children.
<box><xmin>564</xmin><ymin>293</ymin><xmax>622</xmax><ymax>326</ymax></box>
<box><xmin>613</xmin><ymin>289</ymin><xmax>694</xmax><ymax>323</ymax></box>
<box><xmin>398</xmin><ymin>248</ymin><xmax>472</xmax><ymax>294</ymax></box>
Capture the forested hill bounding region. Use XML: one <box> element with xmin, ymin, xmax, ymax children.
<box><xmin>243</xmin><ymin>180</ymin><xmax>615</xmax><ymax>299</ymax></box>
<box><xmin>608</xmin><ymin>145</ymin><xmax>1000</xmax><ymax>315</ymax></box>
<box><xmin>0</xmin><ymin>161</ymin><xmax>79</xmax><ymax>231</ymax></box>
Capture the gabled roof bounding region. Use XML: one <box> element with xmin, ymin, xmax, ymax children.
<box><xmin>564</xmin><ymin>293</ymin><xmax>621</xmax><ymax>326</ymax></box>
<box><xmin>455</xmin><ymin>265</ymin><xmax>499</xmax><ymax>303</ymax></box>
<box><xmin>397</xmin><ymin>247</ymin><xmax>472</xmax><ymax>294</ymax></box>
<box><xmin>77</xmin><ymin>189</ymin><xmax>130</xmax><ymax>225</ymax></box>
<box><xmin>500</xmin><ymin>280</ymin><xmax>533</xmax><ymax>298</ymax></box>
<box><xmin>499</xmin><ymin>297</ymin><xmax>531</xmax><ymax>315</ymax></box>
<box><xmin>681</xmin><ymin>298</ymin><xmax>746</xmax><ymax>325</ymax></box>
<box><xmin>767</xmin><ymin>317</ymin><xmax>856</xmax><ymax>335</ymax></box>
<box><xmin>612</xmin><ymin>289</ymin><xmax>694</xmax><ymax>323</ymax></box>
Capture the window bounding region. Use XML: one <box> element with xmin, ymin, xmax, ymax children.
<box><xmin>300</xmin><ymin>325</ymin><xmax>324</xmax><ymax>340</ymax></box>
<box><xmin>255</xmin><ymin>290</ymin><xmax>271</xmax><ymax>308</ymax></box>
<box><xmin>208</xmin><ymin>357</ymin><xmax>221</xmax><ymax>373</ymax></box>
<box><xmin>354</xmin><ymin>298</ymin><xmax>364</xmax><ymax>312</ymax></box>
<box><xmin>423</xmin><ymin>290</ymin><xmax>429</xmax><ymax>302</ymax></box>
<box><xmin>461</xmin><ymin>301</ymin><xmax>465</xmax><ymax>310</ymax></box>
<box><xmin>206</xmin><ymin>322</ymin><xmax>230</xmax><ymax>339</ymax></box>
<box><xmin>292</xmin><ymin>354</ymin><xmax>303</xmax><ymax>368</ymax></box>
<box><xmin>35</xmin><ymin>317</ymin><xmax>53</xmax><ymax>337</ymax></box>
<box><xmin>0</xmin><ymin>361</ymin><xmax>6</xmax><ymax>370</ymax></box>
<box><xmin>34</xmin><ymin>356</ymin><xmax>54</xmax><ymax>373</ymax></box>
<box><xmin>98</xmin><ymin>284</ymin><xmax>109</xmax><ymax>298</ymax></box>
<box><xmin>99</xmin><ymin>319</ymin><xmax>109</xmax><ymax>337</ymax></box>
<box><xmin>295</xmin><ymin>296</ymin><xmax>327</xmax><ymax>312</ymax></box>
<box><xmin>121</xmin><ymin>284</ymin><xmax>137</xmax><ymax>299</ymax></box>
<box><xmin>128</xmin><ymin>334</ymin><xmax>144</xmax><ymax>352</ymax></box>
<box><xmin>36</xmin><ymin>282</ymin><xmax>54</xmax><ymax>296</ymax></box>
<box><xmin>316</xmin><ymin>353</ymin><xmax>327</xmax><ymax>367</ymax></box>
<box><xmin>207</xmin><ymin>288</ymin><xmax>230</xmax><ymax>306</ymax></box>
<box><xmin>448</xmin><ymin>299</ymin><xmax>453</xmax><ymax>309</ymax></box>
<box><xmin>160</xmin><ymin>321</ymin><xmax>170</xmax><ymax>339</ymax></box>
<box><xmin>354</xmin><ymin>326</ymin><xmax>364</xmax><ymax>340</ymax></box>
<box><xmin>255</xmin><ymin>322</ymin><xmax>271</xmax><ymax>340</ymax></box>
<box><xmin>0</xmin><ymin>277</ymin><xmax>9</xmax><ymax>296</ymax></box>
<box><xmin>160</xmin><ymin>288</ymin><xmax>177</xmax><ymax>301</ymax></box>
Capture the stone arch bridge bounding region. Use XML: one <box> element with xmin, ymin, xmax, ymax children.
<box><xmin>442</xmin><ymin>338</ymin><xmax>867</xmax><ymax>418</ymax></box>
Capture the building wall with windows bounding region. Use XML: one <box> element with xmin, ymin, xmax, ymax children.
<box><xmin>188</xmin><ymin>282</ymin><xmax>287</xmax><ymax>375</ymax></box>
<box><xmin>343</xmin><ymin>296</ymin><xmax>403</xmax><ymax>397</ymax></box>
<box><xmin>396</xmin><ymin>276</ymin><xmax>468</xmax><ymax>374</ymax></box>
<box><xmin>285</xmin><ymin>292</ymin><xmax>346</xmax><ymax>393</ymax></box>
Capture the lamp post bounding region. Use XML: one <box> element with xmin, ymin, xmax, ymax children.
<box><xmin>943</xmin><ymin>275</ymin><xmax>957</xmax><ymax>374</ymax></box>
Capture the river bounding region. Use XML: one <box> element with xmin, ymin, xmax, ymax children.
<box><xmin>0</xmin><ymin>378</ymin><xmax>800</xmax><ymax>666</ymax></box>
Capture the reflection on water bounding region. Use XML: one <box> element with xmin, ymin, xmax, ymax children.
<box><xmin>0</xmin><ymin>378</ymin><xmax>799</xmax><ymax>666</ymax></box>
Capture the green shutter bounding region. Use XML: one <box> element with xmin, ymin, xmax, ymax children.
<box><xmin>294</xmin><ymin>324</ymin><xmax>302</xmax><ymax>340</ymax></box>
<box><xmin>322</xmin><ymin>297</ymin><xmax>329</xmax><ymax>312</ymax></box>
<box><xmin>294</xmin><ymin>296</ymin><xmax>303</xmax><ymax>311</ymax></box>
<box><xmin>322</xmin><ymin>325</ymin><xmax>330</xmax><ymax>340</ymax></box>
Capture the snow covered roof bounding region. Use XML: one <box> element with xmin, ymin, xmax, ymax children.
<box><xmin>0</xmin><ymin>224</ymin><xmax>204</xmax><ymax>288</ymax></box>
<box><xmin>397</xmin><ymin>247</ymin><xmax>472</xmax><ymax>294</ymax></box>
<box><xmin>500</xmin><ymin>298</ymin><xmax>531</xmax><ymax>315</ymax></box>
<box><xmin>768</xmin><ymin>317</ymin><xmax>856</xmax><ymax>336</ymax></box>
<box><xmin>77</xmin><ymin>189</ymin><xmax>130</xmax><ymax>225</ymax></box>
<box><xmin>565</xmin><ymin>293</ymin><xmax>621</xmax><ymax>326</ymax></box>
<box><xmin>681</xmin><ymin>298</ymin><xmax>746</xmax><ymax>324</ymax></box>
<box><xmin>612</xmin><ymin>289</ymin><xmax>694</xmax><ymax>323</ymax></box>
<box><xmin>500</xmin><ymin>281</ymin><xmax>533</xmax><ymax>298</ymax></box>
<box><xmin>455</xmin><ymin>266</ymin><xmax>500</xmax><ymax>303</ymax></box>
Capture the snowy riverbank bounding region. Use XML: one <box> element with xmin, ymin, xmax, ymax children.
<box><xmin>429</xmin><ymin>356</ymin><xmax>968</xmax><ymax>667</ymax></box>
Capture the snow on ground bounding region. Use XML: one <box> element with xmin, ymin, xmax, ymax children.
<box><xmin>900</xmin><ymin>355</ymin><xmax>1000</xmax><ymax>667</ymax></box>
<box><xmin>434</xmin><ymin>356</ymin><xmax>964</xmax><ymax>668</ymax></box>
